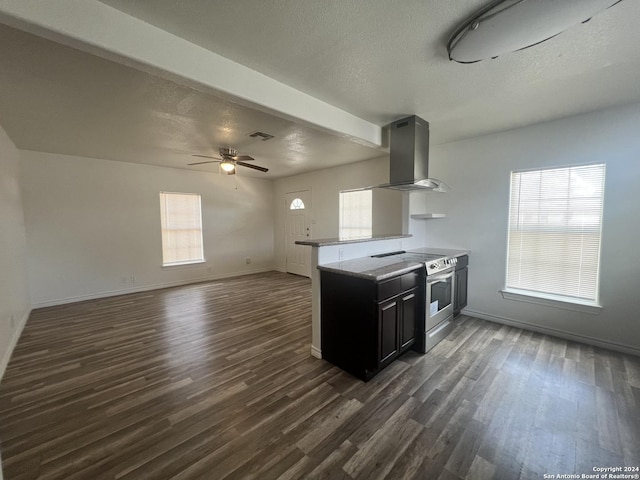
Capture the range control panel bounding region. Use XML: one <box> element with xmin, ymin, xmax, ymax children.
<box><xmin>426</xmin><ymin>256</ymin><xmax>457</xmax><ymax>275</ymax></box>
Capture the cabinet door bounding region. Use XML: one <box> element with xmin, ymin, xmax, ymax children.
<box><xmin>378</xmin><ymin>300</ymin><xmax>399</xmax><ymax>364</ymax></box>
<box><xmin>454</xmin><ymin>268</ymin><xmax>468</xmax><ymax>313</ymax></box>
<box><xmin>400</xmin><ymin>291</ymin><xmax>416</xmax><ymax>349</ymax></box>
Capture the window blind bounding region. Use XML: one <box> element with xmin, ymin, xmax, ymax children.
<box><xmin>339</xmin><ymin>190</ymin><xmax>372</xmax><ymax>239</ymax></box>
<box><xmin>159</xmin><ymin>192</ymin><xmax>204</xmax><ymax>266</ymax></box>
<box><xmin>506</xmin><ymin>164</ymin><xmax>605</xmax><ymax>302</ymax></box>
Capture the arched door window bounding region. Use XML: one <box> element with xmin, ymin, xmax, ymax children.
<box><xmin>289</xmin><ymin>198</ymin><xmax>305</xmax><ymax>210</ymax></box>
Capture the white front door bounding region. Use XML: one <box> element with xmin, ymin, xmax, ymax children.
<box><xmin>285</xmin><ymin>190</ymin><xmax>311</xmax><ymax>277</ymax></box>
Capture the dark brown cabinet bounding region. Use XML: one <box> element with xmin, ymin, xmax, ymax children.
<box><xmin>378</xmin><ymin>299</ymin><xmax>399</xmax><ymax>363</ymax></box>
<box><xmin>454</xmin><ymin>255</ymin><xmax>469</xmax><ymax>315</ymax></box>
<box><xmin>321</xmin><ymin>267</ymin><xmax>423</xmax><ymax>381</ymax></box>
<box><xmin>400</xmin><ymin>291</ymin><xmax>417</xmax><ymax>348</ymax></box>
<box><xmin>377</xmin><ymin>288</ymin><xmax>416</xmax><ymax>366</ymax></box>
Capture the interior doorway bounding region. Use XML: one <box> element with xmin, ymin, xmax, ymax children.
<box><xmin>285</xmin><ymin>190</ymin><xmax>311</xmax><ymax>277</ymax></box>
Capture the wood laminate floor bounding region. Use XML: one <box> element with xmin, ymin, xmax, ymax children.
<box><xmin>1</xmin><ymin>272</ymin><xmax>639</xmax><ymax>480</ymax></box>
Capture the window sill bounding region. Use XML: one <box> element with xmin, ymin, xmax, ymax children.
<box><xmin>162</xmin><ymin>260</ymin><xmax>206</xmax><ymax>269</ymax></box>
<box><xmin>500</xmin><ymin>288</ymin><xmax>602</xmax><ymax>315</ymax></box>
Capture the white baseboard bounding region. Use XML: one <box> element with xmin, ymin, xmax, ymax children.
<box><xmin>463</xmin><ymin>308</ymin><xmax>640</xmax><ymax>357</ymax></box>
<box><xmin>0</xmin><ymin>309</ymin><xmax>30</xmax><ymax>382</ymax></box>
<box><xmin>32</xmin><ymin>268</ymin><xmax>275</xmax><ymax>308</ymax></box>
<box><xmin>310</xmin><ymin>345</ymin><xmax>322</xmax><ymax>359</ymax></box>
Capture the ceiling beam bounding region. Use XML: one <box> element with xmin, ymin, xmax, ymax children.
<box><xmin>0</xmin><ymin>0</ymin><xmax>382</xmax><ymax>147</ymax></box>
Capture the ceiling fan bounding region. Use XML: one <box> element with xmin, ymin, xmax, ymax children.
<box><xmin>188</xmin><ymin>147</ymin><xmax>269</xmax><ymax>174</ymax></box>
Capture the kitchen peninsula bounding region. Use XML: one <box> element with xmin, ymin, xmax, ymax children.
<box><xmin>295</xmin><ymin>234</ymin><xmax>469</xmax><ymax>378</ymax></box>
<box><xmin>296</xmin><ymin>234</ymin><xmax>415</xmax><ymax>359</ymax></box>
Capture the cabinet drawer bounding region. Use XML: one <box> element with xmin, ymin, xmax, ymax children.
<box><xmin>401</xmin><ymin>270</ymin><xmax>419</xmax><ymax>291</ymax></box>
<box><xmin>377</xmin><ymin>270</ymin><xmax>419</xmax><ymax>300</ymax></box>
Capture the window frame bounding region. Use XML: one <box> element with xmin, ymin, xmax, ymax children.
<box><xmin>159</xmin><ymin>191</ymin><xmax>205</xmax><ymax>268</ymax></box>
<box><xmin>501</xmin><ymin>163</ymin><xmax>605</xmax><ymax>313</ymax></box>
<box><xmin>339</xmin><ymin>189</ymin><xmax>373</xmax><ymax>240</ymax></box>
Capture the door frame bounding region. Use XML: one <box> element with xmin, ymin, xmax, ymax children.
<box><xmin>284</xmin><ymin>189</ymin><xmax>312</xmax><ymax>277</ymax></box>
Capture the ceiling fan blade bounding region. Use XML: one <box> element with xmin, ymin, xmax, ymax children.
<box><xmin>187</xmin><ymin>160</ymin><xmax>220</xmax><ymax>165</ymax></box>
<box><xmin>231</xmin><ymin>155</ymin><xmax>255</xmax><ymax>161</ymax></box>
<box><xmin>192</xmin><ymin>154</ymin><xmax>222</xmax><ymax>160</ymax></box>
<box><xmin>188</xmin><ymin>153</ymin><xmax>223</xmax><ymax>165</ymax></box>
<box><xmin>237</xmin><ymin>161</ymin><xmax>268</xmax><ymax>172</ymax></box>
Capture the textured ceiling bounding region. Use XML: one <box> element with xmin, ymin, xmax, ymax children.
<box><xmin>98</xmin><ymin>0</ymin><xmax>640</xmax><ymax>142</ymax></box>
<box><xmin>1</xmin><ymin>0</ymin><xmax>640</xmax><ymax>178</ymax></box>
<box><xmin>0</xmin><ymin>24</ymin><xmax>383</xmax><ymax>178</ymax></box>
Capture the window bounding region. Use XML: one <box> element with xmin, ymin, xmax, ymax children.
<box><xmin>339</xmin><ymin>190</ymin><xmax>372</xmax><ymax>239</ymax></box>
<box><xmin>290</xmin><ymin>198</ymin><xmax>305</xmax><ymax>210</ymax></box>
<box><xmin>505</xmin><ymin>164</ymin><xmax>605</xmax><ymax>305</ymax></box>
<box><xmin>159</xmin><ymin>192</ymin><xmax>204</xmax><ymax>266</ymax></box>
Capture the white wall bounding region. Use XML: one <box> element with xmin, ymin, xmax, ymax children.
<box><xmin>20</xmin><ymin>151</ymin><xmax>275</xmax><ymax>307</ymax></box>
<box><xmin>0</xmin><ymin>123</ymin><xmax>31</xmax><ymax>380</ymax></box>
<box><xmin>273</xmin><ymin>156</ymin><xmax>404</xmax><ymax>271</ymax></box>
<box><xmin>422</xmin><ymin>103</ymin><xmax>640</xmax><ymax>353</ymax></box>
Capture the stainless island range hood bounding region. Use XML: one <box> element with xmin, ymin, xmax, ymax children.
<box><xmin>375</xmin><ymin>115</ymin><xmax>449</xmax><ymax>192</ymax></box>
<box><xmin>345</xmin><ymin>115</ymin><xmax>449</xmax><ymax>193</ymax></box>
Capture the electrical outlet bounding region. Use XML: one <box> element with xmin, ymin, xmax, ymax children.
<box><xmin>245</xmin><ymin>257</ymin><xmax>251</xmax><ymax>264</ymax></box>
<box><xmin>130</xmin><ymin>275</ymin><xmax>137</xmax><ymax>284</ymax></box>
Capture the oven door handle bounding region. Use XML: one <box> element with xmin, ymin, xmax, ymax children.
<box><xmin>427</xmin><ymin>270</ymin><xmax>455</xmax><ymax>283</ymax></box>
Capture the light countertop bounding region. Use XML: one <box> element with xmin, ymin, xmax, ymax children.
<box><xmin>317</xmin><ymin>247</ymin><xmax>469</xmax><ymax>281</ymax></box>
<box><xmin>407</xmin><ymin>247</ymin><xmax>470</xmax><ymax>258</ymax></box>
<box><xmin>295</xmin><ymin>233</ymin><xmax>411</xmax><ymax>247</ymax></box>
<box><xmin>318</xmin><ymin>255</ymin><xmax>424</xmax><ymax>281</ymax></box>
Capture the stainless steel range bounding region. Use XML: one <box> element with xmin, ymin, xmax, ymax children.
<box><xmin>414</xmin><ymin>252</ymin><xmax>457</xmax><ymax>353</ymax></box>
<box><xmin>373</xmin><ymin>250</ymin><xmax>458</xmax><ymax>353</ymax></box>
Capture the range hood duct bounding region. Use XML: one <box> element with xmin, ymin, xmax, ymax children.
<box><xmin>373</xmin><ymin>115</ymin><xmax>449</xmax><ymax>192</ymax></box>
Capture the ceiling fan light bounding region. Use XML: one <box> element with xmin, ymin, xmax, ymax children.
<box><xmin>220</xmin><ymin>160</ymin><xmax>235</xmax><ymax>172</ymax></box>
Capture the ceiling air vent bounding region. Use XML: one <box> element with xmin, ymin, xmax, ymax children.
<box><xmin>249</xmin><ymin>131</ymin><xmax>274</xmax><ymax>141</ymax></box>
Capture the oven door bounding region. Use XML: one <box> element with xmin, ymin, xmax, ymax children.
<box><xmin>425</xmin><ymin>268</ymin><xmax>455</xmax><ymax>330</ymax></box>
